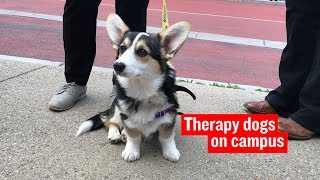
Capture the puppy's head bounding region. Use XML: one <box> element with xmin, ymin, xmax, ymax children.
<box><xmin>106</xmin><ymin>13</ymin><xmax>190</xmax><ymax>78</ymax></box>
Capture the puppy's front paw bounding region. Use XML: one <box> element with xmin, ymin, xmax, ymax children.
<box><xmin>107</xmin><ymin>127</ymin><xmax>121</xmax><ymax>144</ymax></box>
<box><xmin>122</xmin><ymin>149</ymin><xmax>140</xmax><ymax>162</ymax></box>
<box><xmin>163</xmin><ymin>148</ymin><xmax>180</xmax><ymax>162</ymax></box>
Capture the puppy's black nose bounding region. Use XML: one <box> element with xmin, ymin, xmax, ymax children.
<box><xmin>113</xmin><ymin>62</ymin><xmax>126</xmax><ymax>73</ymax></box>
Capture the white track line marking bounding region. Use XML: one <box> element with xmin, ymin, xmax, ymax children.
<box><xmin>67</xmin><ymin>0</ymin><xmax>285</xmax><ymax>24</ymax></box>
<box><xmin>57</xmin><ymin>0</ymin><xmax>285</xmax><ymax>23</ymax></box>
<box><xmin>0</xmin><ymin>9</ymin><xmax>286</xmax><ymax>49</ymax></box>
<box><xmin>0</xmin><ymin>54</ymin><xmax>274</xmax><ymax>91</ymax></box>
<box><xmin>147</xmin><ymin>8</ymin><xmax>285</xmax><ymax>24</ymax></box>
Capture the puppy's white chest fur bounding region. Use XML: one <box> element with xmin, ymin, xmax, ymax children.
<box><xmin>118</xmin><ymin>75</ymin><xmax>164</xmax><ymax>100</ymax></box>
<box><xmin>119</xmin><ymin>93</ymin><xmax>173</xmax><ymax>137</ymax></box>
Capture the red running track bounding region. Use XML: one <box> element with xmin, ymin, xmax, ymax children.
<box><xmin>0</xmin><ymin>0</ymin><xmax>285</xmax><ymax>88</ymax></box>
<box><xmin>1</xmin><ymin>0</ymin><xmax>286</xmax><ymax>41</ymax></box>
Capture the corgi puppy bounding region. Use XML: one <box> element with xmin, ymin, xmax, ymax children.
<box><xmin>77</xmin><ymin>13</ymin><xmax>195</xmax><ymax>162</ymax></box>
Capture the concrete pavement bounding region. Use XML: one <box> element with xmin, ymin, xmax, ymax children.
<box><xmin>1</xmin><ymin>58</ymin><xmax>319</xmax><ymax>179</ymax></box>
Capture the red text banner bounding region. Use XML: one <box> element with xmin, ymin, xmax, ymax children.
<box><xmin>181</xmin><ymin>114</ymin><xmax>288</xmax><ymax>153</ymax></box>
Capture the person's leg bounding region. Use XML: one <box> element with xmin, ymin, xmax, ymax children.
<box><xmin>115</xmin><ymin>0</ymin><xmax>149</xmax><ymax>32</ymax></box>
<box><xmin>290</xmin><ymin>27</ymin><xmax>320</xmax><ymax>134</ymax></box>
<box><xmin>64</xmin><ymin>0</ymin><xmax>102</xmax><ymax>86</ymax></box>
<box><xmin>49</xmin><ymin>0</ymin><xmax>101</xmax><ymax>111</ymax></box>
<box><xmin>277</xmin><ymin>27</ymin><xmax>320</xmax><ymax>139</ymax></box>
<box><xmin>265</xmin><ymin>0</ymin><xmax>318</xmax><ymax>116</ymax></box>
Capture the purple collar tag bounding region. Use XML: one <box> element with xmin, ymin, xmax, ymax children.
<box><xmin>155</xmin><ymin>108</ymin><xmax>172</xmax><ymax>118</ymax></box>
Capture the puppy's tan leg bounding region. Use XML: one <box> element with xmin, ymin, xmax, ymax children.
<box><xmin>158</xmin><ymin>123</ymin><xmax>180</xmax><ymax>162</ymax></box>
<box><xmin>122</xmin><ymin>128</ymin><xmax>141</xmax><ymax>162</ymax></box>
<box><xmin>107</xmin><ymin>106</ymin><xmax>123</xmax><ymax>143</ymax></box>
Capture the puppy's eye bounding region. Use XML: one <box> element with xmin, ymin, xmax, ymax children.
<box><xmin>136</xmin><ymin>49</ymin><xmax>148</xmax><ymax>57</ymax></box>
<box><xmin>119</xmin><ymin>45</ymin><xmax>127</xmax><ymax>54</ymax></box>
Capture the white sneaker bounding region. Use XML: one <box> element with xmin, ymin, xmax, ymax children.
<box><xmin>48</xmin><ymin>82</ymin><xmax>87</xmax><ymax>111</ymax></box>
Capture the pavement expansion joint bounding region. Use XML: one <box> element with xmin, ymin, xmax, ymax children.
<box><xmin>0</xmin><ymin>65</ymin><xmax>47</xmax><ymax>83</ymax></box>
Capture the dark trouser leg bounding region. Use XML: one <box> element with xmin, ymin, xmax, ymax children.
<box><xmin>115</xmin><ymin>0</ymin><xmax>150</xmax><ymax>32</ymax></box>
<box><xmin>63</xmin><ymin>0</ymin><xmax>101</xmax><ymax>86</ymax></box>
<box><xmin>290</xmin><ymin>29</ymin><xmax>320</xmax><ymax>133</ymax></box>
<box><xmin>265</xmin><ymin>1</ymin><xmax>318</xmax><ymax>117</ymax></box>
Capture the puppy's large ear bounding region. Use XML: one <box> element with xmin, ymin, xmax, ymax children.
<box><xmin>159</xmin><ymin>22</ymin><xmax>190</xmax><ymax>61</ymax></box>
<box><xmin>106</xmin><ymin>13</ymin><xmax>129</xmax><ymax>51</ymax></box>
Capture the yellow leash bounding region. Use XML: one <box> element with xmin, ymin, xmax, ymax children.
<box><xmin>162</xmin><ymin>0</ymin><xmax>169</xmax><ymax>30</ymax></box>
